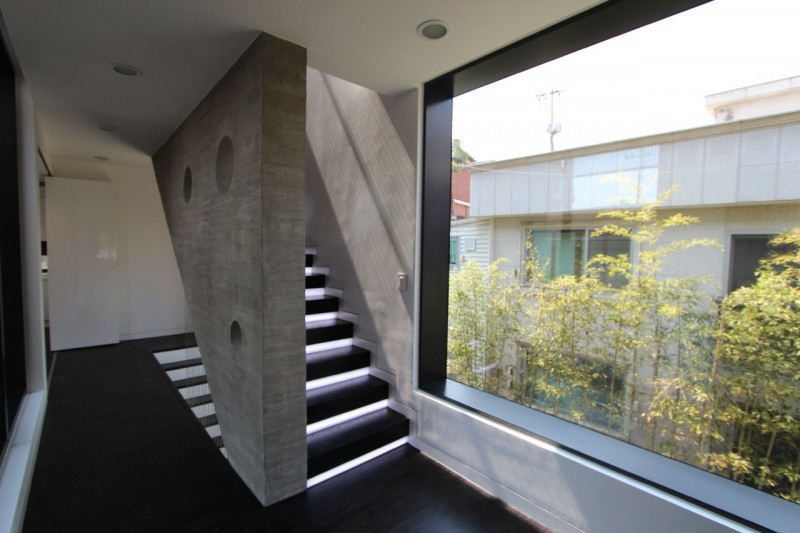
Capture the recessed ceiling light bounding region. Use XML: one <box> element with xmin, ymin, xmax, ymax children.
<box><xmin>111</xmin><ymin>63</ymin><xmax>142</xmax><ymax>77</ymax></box>
<box><xmin>93</xmin><ymin>155</ymin><xmax>109</xmax><ymax>161</ymax></box>
<box><xmin>98</xmin><ymin>124</ymin><xmax>119</xmax><ymax>133</ymax></box>
<box><xmin>417</xmin><ymin>20</ymin><xmax>449</xmax><ymax>40</ymax></box>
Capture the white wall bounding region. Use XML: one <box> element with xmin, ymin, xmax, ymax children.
<box><xmin>49</xmin><ymin>158</ymin><xmax>187</xmax><ymax>340</ymax></box>
<box><xmin>414</xmin><ymin>395</ymin><xmax>749</xmax><ymax>533</ymax></box>
<box><xmin>450</xmin><ymin>219</ymin><xmax>491</xmax><ymax>268</ymax></box>
<box><xmin>46</xmin><ymin>177</ymin><xmax>119</xmax><ymax>351</ymax></box>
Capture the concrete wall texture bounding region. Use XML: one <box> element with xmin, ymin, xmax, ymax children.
<box><xmin>305</xmin><ymin>69</ymin><xmax>417</xmax><ymax>413</ymax></box>
<box><xmin>153</xmin><ymin>32</ymin><xmax>307</xmax><ymax>505</ymax></box>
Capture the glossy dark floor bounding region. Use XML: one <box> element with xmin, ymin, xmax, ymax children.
<box><xmin>24</xmin><ymin>335</ymin><xmax>548</xmax><ymax>533</ymax></box>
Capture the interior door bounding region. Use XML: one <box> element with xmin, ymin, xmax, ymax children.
<box><xmin>46</xmin><ymin>177</ymin><xmax>119</xmax><ymax>351</ymax></box>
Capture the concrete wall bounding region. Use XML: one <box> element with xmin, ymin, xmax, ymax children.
<box><xmin>153</xmin><ymin>33</ymin><xmax>307</xmax><ymax>505</ymax></box>
<box><xmin>305</xmin><ymin>69</ymin><xmax>417</xmax><ymax>415</ymax></box>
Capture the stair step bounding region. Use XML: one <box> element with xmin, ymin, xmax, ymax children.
<box><xmin>307</xmin><ymin>375</ymin><xmax>388</xmax><ymax>425</ymax></box>
<box><xmin>198</xmin><ymin>413</ymin><xmax>218</xmax><ymax>428</ymax></box>
<box><xmin>305</xmin><ymin>273</ymin><xmax>326</xmax><ymax>289</ymax></box>
<box><xmin>307</xmin><ymin>345</ymin><xmax>370</xmax><ymax>382</ymax></box>
<box><xmin>307</xmin><ymin>408</ymin><xmax>409</xmax><ymax>478</ymax></box>
<box><xmin>306</xmin><ymin>254</ymin><xmax>314</xmax><ymax>267</ymax></box>
<box><xmin>211</xmin><ymin>435</ymin><xmax>224</xmax><ymax>449</ymax></box>
<box><xmin>160</xmin><ymin>357</ymin><xmax>203</xmax><ymax>372</ymax></box>
<box><xmin>172</xmin><ymin>375</ymin><xmax>208</xmax><ymax>389</ymax></box>
<box><xmin>306</xmin><ymin>294</ymin><xmax>339</xmax><ymax>316</ymax></box>
<box><xmin>306</xmin><ymin>319</ymin><xmax>354</xmax><ymax>346</ymax></box>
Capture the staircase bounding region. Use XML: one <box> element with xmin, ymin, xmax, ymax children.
<box><xmin>304</xmin><ymin>247</ymin><xmax>409</xmax><ymax>487</ymax></box>
<box><xmin>153</xmin><ymin>346</ymin><xmax>227</xmax><ymax>458</ymax></box>
<box><xmin>154</xmin><ymin>248</ymin><xmax>410</xmax><ymax>488</ymax></box>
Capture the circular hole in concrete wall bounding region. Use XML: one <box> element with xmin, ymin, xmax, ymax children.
<box><xmin>183</xmin><ymin>167</ymin><xmax>192</xmax><ymax>203</ymax></box>
<box><xmin>230</xmin><ymin>320</ymin><xmax>242</xmax><ymax>356</ymax></box>
<box><xmin>216</xmin><ymin>135</ymin><xmax>234</xmax><ymax>194</ymax></box>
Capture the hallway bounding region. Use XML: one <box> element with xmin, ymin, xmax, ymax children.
<box><xmin>23</xmin><ymin>335</ymin><xmax>546</xmax><ymax>532</ymax></box>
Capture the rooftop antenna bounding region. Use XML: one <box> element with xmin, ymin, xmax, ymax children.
<box><xmin>537</xmin><ymin>86</ymin><xmax>564</xmax><ymax>151</ymax></box>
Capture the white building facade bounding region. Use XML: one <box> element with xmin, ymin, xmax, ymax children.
<box><xmin>457</xmin><ymin>109</ymin><xmax>800</xmax><ymax>294</ymax></box>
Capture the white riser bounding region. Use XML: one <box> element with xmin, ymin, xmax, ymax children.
<box><xmin>307</xmin><ymin>437</ymin><xmax>409</xmax><ymax>488</ymax></box>
<box><xmin>305</xmin><ymin>312</ymin><xmax>339</xmax><ymax>323</ymax></box>
<box><xmin>205</xmin><ymin>425</ymin><xmax>221</xmax><ymax>438</ymax></box>
<box><xmin>167</xmin><ymin>365</ymin><xmax>206</xmax><ymax>381</ymax></box>
<box><xmin>306</xmin><ymin>368</ymin><xmax>370</xmax><ymax>391</ymax></box>
<box><xmin>307</xmin><ymin>400</ymin><xmax>388</xmax><ymax>435</ymax></box>
<box><xmin>191</xmin><ymin>402</ymin><xmax>215</xmax><ymax>418</ymax></box>
<box><xmin>154</xmin><ymin>347</ymin><xmax>201</xmax><ymax>365</ymax></box>
<box><xmin>306</xmin><ymin>338</ymin><xmax>353</xmax><ymax>354</ymax></box>
<box><xmin>179</xmin><ymin>383</ymin><xmax>210</xmax><ymax>399</ymax></box>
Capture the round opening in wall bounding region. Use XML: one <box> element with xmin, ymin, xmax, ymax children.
<box><xmin>183</xmin><ymin>167</ymin><xmax>192</xmax><ymax>203</ymax></box>
<box><xmin>230</xmin><ymin>320</ymin><xmax>242</xmax><ymax>356</ymax></box>
<box><xmin>216</xmin><ymin>135</ymin><xmax>234</xmax><ymax>194</ymax></box>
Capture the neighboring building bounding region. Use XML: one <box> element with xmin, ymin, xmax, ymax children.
<box><xmin>707</xmin><ymin>74</ymin><xmax>800</xmax><ymax>123</ymax></box>
<box><xmin>450</xmin><ymin>167</ymin><xmax>471</xmax><ymax>220</ymax></box>
<box><xmin>450</xmin><ymin>78</ymin><xmax>800</xmax><ymax>460</ymax></box>
<box><xmin>454</xmin><ymin>82</ymin><xmax>800</xmax><ymax>295</ymax></box>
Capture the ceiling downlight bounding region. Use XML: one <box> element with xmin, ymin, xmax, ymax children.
<box><xmin>417</xmin><ymin>20</ymin><xmax>449</xmax><ymax>40</ymax></box>
<box><xmin>111</xmin><ymin>63</ymin><xmax>142</xmax><ymax>77</ymax></box>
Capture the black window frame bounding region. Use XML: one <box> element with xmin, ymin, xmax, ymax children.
<box><xmin>0</xmin><ymin>31</ymin><xmax>24</xmax><ymax>457</ymax></box>
<box><xmin>418</xmin><ymin>0</ymin><xmax>799</xmax><ymax>530</ymax></box>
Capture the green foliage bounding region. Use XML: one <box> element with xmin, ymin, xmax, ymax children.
<box><xmin>447</xmin><ymin>259</ymin><xmax>522</xmax><ymax>394</ymax></box>
<box><xmin>446</xmin><ymin>192</ymin><xmax>800</xmax><ymax>504</ymax></box>
<box><xmin>452</xmin><ymin>139</ymin><xmax>474</xmax><ymax>170</ymax></box>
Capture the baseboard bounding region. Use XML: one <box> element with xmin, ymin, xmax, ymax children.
<box><xmin>413</xmin><ymin>437</ymin><xmax>583</xmax><ymax>533</ymax></box>
<box><xmin>0</xmin><ymin>390</ymin><xmax>48</xmax><ymax>533</ymax></box>
<box><xmin>119</xmin><ymin>327</ymin><xmax>190</xmax><ymax>342</ymax></box>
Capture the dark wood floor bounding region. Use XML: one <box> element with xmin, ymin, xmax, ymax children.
<box><xmin>24</xmin><ymin>335</ymin><xmax>548</xmax><ymax>532</ymax></box>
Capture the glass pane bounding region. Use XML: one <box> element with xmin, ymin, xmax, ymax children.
<box><xmin>449</xmin><ymin>238</ymin><xmax>459</xmax><ymax>266</ymax></box>
<box><xmin>448</xmin><ymin>0</ymin><xmax>800</xmax><ymax>506</ymax></box>
<box><xmin>529</xmin><ymin>229</ymin><xmax>584</xmax><ymax>280</ymax></box>
<box><xmin>729</xmin><ymin>235</ymin><xmax>773</xmax><ymax>292</ymax></box>
<box><xmin>587</xmin><ymin>233</ymin><xmax>630</xmax><ymax>288</ymax></box>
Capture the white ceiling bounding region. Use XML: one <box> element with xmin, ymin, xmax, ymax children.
<box><xmin>0</xmin><ymin>0</ymin><xmax>599</xmax><ymax>170</ymax></box>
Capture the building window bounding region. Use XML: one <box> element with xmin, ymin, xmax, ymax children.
<box><xmin>449</xmin><ymin>237</ymin><xmax>459</xmax><ymax>266</ymax></box>
<box><xmin>421</xmin><ymin>0</ymin><xmax>800</xmax><ymax>528</ymax></box>
<box><xmin>728</xmin><ymin>234</ymin><xmax>778</xmax><ymax>292</ymax></box>
<box><xmin>526</xmin><ymin>228</ymin><xmax>629</xmax><ymax>287</ymax></box>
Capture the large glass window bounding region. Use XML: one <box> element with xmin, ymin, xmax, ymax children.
<box><xmin>423</xmin><ymin>0</ymin><xmax>800</xmax><ymax>527</ymax></box>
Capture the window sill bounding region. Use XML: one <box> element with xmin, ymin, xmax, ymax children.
<box><xmin>421</xmin><ymin>378</ymin><xmax>796</xmax><ymax>532</ymax></box>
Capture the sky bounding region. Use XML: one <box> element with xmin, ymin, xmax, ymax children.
<box><xmin>452</xmin><ymin>0</ymin><xmax>800</xmax><ymax>163</ymax></box>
